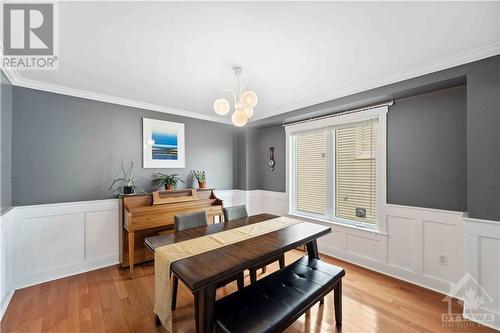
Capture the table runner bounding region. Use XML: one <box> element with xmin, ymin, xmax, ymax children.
<box><xmin>154</xmin><ymin>216</ymin><xmax>302</xmax><ymax>331</ymax></box>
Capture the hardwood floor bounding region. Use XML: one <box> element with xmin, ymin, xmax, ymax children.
<box><xmin>1</xmin><ymin>250</ymin><xmax>496</xmax><ymax>333</ymax></box>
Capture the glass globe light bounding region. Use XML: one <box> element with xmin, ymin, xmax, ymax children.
<box><xmin>231</xmin><ymin>109</ymin><xmax>248</xmax><ymax>127</ymax></box>
<box><xmin>241</xmin><ymin>90</ymin><xmax>258</xmax><ymax>108</ymax></box>
<box><xmin>213</xmin><ymin>98</ymin><xmax>230</xmax><ymax>115</ymax></box>
<box><xmin>244</xmin><ymin>107</ymin><xmax>254</xmax><ymax>119</ymax></box>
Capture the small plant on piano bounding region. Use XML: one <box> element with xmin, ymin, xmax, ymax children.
<box><xmin>151</xmin><ymin>173</ymin><xmax>184</xmax><ymax>191</ymax></box>
<box><xmin>192</xmin><ymin>170</ymin><xmax>207</xmax><ymax>188</ymax></box>
<box><xmin>109</xmin><ymin>161</ymin><xmax>146</xmax><ymax>195</ymax></box>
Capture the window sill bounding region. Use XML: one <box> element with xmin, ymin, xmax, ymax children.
<box><xmin>286</xmin><ymin>212</ymin><xmax>388</xmax><ymax>236</ymax></box>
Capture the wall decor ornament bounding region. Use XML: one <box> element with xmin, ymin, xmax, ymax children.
<box><xmin>143</xmin><ymin>118</ymin><xmax>185</xmax><ymax>168</ymax></box>
<box><xmin>269</xmin><ymin>146</ymin><xmax>275</xmax><ymax>171</ymax></box>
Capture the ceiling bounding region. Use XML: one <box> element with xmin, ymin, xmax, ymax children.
<box><xmin>7</xmin><ymin>1</ymin><xmax>500</xmax><ymax>124</ymax></box>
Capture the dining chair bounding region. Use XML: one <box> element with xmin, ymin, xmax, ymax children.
<box><xmin>170</xmin><ymin>210</ymin><xmax>245</xmax><ymax>310</ymax></box>
<box><xmin>223</xmin><ymin>205</ymin><xmax>248</xmax><ymax>222</ymax></box>
<box><xmin>223</xmin><ymin>205</ymin><xmax>286</xmax><ymax>283</ymax></box>
<box><xmin>174</xmin><ymin>211</ymin><xmax>208</xmax><ymax>231</ymax></box>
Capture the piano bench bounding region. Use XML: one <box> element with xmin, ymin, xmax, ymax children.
<box><xmin>214</xmin><ymin>255</ymin><xmax>345</xmax><ymax>333</ymax></box>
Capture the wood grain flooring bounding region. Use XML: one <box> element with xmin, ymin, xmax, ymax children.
<box><xmin>1</xmin><ymin>250</ymin><xmax>496</xmax><ymax>333</ymax></box>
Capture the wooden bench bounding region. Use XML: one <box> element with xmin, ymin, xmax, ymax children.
<box><xmin>213</xmin><ymin>255</ymin><xmax>345</xmax><ymax>333</ymax></box>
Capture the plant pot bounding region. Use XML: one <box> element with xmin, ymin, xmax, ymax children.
<box><xmin>198</xmin><ymin>182</ymin><xmax>207</xmax><ymax>189</ymax></box>
<box><xmin>164</xmin><ymin>184</ymin><xmax>174</xmax><ymax>191</ymax></box>
<box><xmin>123</xmin><ymin>186</ymin><xmax>134</xmax><ymax>195</ymax></box>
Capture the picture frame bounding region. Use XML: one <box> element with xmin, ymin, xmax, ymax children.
<box><xmin>143</xmin><ymin>118</ymin><xmax>185</xmax><ymax>168</ymax></box>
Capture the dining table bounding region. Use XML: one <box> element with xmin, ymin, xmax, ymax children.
<box><xmin>144</xmin><ymin>213</ymin><xmax>332</xmax><ymax>333</ymax></box>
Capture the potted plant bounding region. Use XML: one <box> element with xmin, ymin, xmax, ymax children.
<box><xmin>192</xmin><ymin>170</ymin><xmax>207</xmax><ymax>188</ymax></box>
<box><xmin>109</xmin><ymin>161</ymin><xmax>145</xmax><ymax>195</ymax></box>
<box><xmin>151</xmin><ymin>173</ymin><xmax>184</xmax><ymax>191</ymax></box>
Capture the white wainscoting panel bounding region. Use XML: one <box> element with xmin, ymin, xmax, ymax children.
<box><xmin>12</xmin><ymin>199</ymin><xmax>119</xmax><ymax>290</ymax></box>
<box><xmin>85</xmin><ymin>209</ymin><xmax>119</xmax><ymax>263</ymax></box>
<box><xmin>0</xmin><ymin>208</ymin><xmax>15</xmax><ymax>319</ymax></box>
<box><xmin>464</xmin><ymin>216</ymin><xmax>500</xmax><ymax>331</ymax></box>
<box><xmin>3</xmin><ymin>190</ymin><xmax>498</xmax><ymax>331</ymax></box>
<box><xmin>345</xmin><ymin>233</ymin><xmax>380</xmax><ymax>261</ymax></box>
<box><xmin>214</xmin><ymin>190</ymin><xmax>245</xmax><ymax>208</ymax></box>
<box><xmin>20</xmin><ymin>212</ymin><xmax>85</xmax><ymax>285</ymax></box>
<box><xmin>300</xmin><ymin>204</ymin><xmax>467</xmax><ymax>297</ymax></box>
<box><xmin>215</xmin><ymin>190</ymin><xmax>288</xmax><ymax>217</ymax></box>
<box><xmin>246</xmin><ymin>190</ymin><xmax>262</xmax><ymax>216</ymax></box>
<box><xmin>386</xmin><ymin>215</ymin><xmax>414</xmax><ymax>272</ymax></box>
<box><xmin>260</xmin><ymin>190</ymin><xmax>288</xmax><ymax>216</ymax></box>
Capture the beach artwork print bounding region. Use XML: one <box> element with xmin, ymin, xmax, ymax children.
<box><xmin>143</xmin><ymin>118</ymin><xmax>185</xmax><ymax>168</ymax></box>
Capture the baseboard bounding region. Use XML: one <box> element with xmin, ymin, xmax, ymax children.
<box><xmin>319</xmin><ymin>246</ymin><xmax>453</xmax><ymax>297</ymax></box>
<box><xmin>18</xmin><ymin>255</ymin><xmax>119</xmax><ymax>290</ymax></box>
<box><xmin>463</xmin><ymin>312</ymin><xmax>500</xmax><ymax>332</ymax></box>
<box><xmin>0</xmin><ymin>290</ymin><xmax>14</xmax><ymax>320</ymax></box>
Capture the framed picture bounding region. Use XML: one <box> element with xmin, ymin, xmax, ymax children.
<box><xmin>143</xmin><ymin>118</ymin><xmax>185</xmax><ymax>168</ymax></box>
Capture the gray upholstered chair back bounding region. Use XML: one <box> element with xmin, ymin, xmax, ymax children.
<box><xmin>174</xmin><ymin>211</ymin><xmax>208</xmax><ymax>232</ymax></box>
<box><xmin>223</xmin><ymin>205</ymin><xmax>248</xmax><ymax>222</ymax></box>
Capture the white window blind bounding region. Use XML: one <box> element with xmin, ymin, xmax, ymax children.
<box><xmin>296</xmin><ymin>131</ymin><xmax>327</xmax><ymax>215</ymax></box>
<box><xmin>335</xmin><ymin>120</ymin><xmax>377</xmax><ymax>224</ymax></box>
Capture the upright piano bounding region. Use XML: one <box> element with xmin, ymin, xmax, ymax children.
<box><xmin>120</xmin><ymin>188</ymin><xmax>223</xmax><ymax>278</ymax></box>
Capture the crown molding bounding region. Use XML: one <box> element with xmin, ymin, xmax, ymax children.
<box><xmin>1</xmin><ymin>67</ymin><xmax>20</xmax><ymax>85</ymax></box>
<box><xmin>4</xmin><ymin>42</ymin><xmax>500</xmax><ymax>125</ymax></box>
<box><xmin>251</xmin><ymin>42</ymin><xmax>500</xmax><ymax>122</ymax></box>
<box><xmin>5</xmin><ymin>72</ymin><xmax>233</xmax><ymax>125</ymax></box>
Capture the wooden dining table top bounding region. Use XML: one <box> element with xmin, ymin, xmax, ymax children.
<box><xmin>144</xmin><ymin>213</ymin><xmax>332</xmax><ymax>292</ymax></box>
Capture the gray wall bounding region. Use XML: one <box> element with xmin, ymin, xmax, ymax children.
<box><xmin>7</xmin><ymin>55</ymin><xmax>500</xmax><ymax>220</ymax></box>
<box><xmin>247</xmin><ymin>86</ymin><xmax>468</xmax><ymax>208</ymax></box>
<box><xmin>12</xmin><ymin>87</ymin><xmax>236</xmax><ymax>206</ymax></box>
<box><xmin>235</xmin><ymin>128</ymin><xmax>259</xmax><ymax>191</ymax></box>
<box><xmin>253</xmin><ymin>126</ymin><xmax>286</xmax><ymax>192</ymax></box>
<box><xmin>249</xmin><ymin>55</ymin><xmax>500</xmax><ymax>221</ymax></box>
<box><xmin>235</xmin><ymin>126</ymin><xmax>285</xmax><ymax>192</ymax></box>
<box><xmin>235</xmin><ymin>129</ymin><xmax>247</xmax><ymax>190</ymax></box>
<box><xmin>387</xmin><ymin>85</ymin><xmax>467</xmax><ymax>211</ymax></box>
<box><xmin>1</xmin><ymin>72</ymin><xmax>12</xmax><ymax>212</ymax></box>
<box><xmin>466</xmin><ymin>57</ymin><xmax>500</xmax><ymax>221</ymax></box>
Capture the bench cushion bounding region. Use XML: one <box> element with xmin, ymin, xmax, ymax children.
<box><xmin>214</xmin><ymin>256</ymin><xmax>345</xmax><ymax>333</ymax></box>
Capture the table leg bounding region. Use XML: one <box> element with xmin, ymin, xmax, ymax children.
<box><xmin>171</xmin><ymin>274</ymin><xmax>179</xmax><ymax>310</ymax></box>
<box><xmin>194</xmin><ymin>285</ymin><xmax>216</xmax><ymax>333</ymax></box>
<box><xmin>128</xmin><ymin>231</ymin><xmax>135</xmax><ymax>279</ymax></box>
<box><xmin>237</xmin><ymin>272</ymin><xmax>244</xmax><ymax>291</ymax></box>
<box><xmin>306</xmin><ymin>239</ymin><xmax>319</xmax><ymax>259</ymax></box>
<box><xmin>334</xmin><ymin>280</ymin><xmax>342</xmax><ymax>327</ymax></box>
<box><xmin>249</xmin><ymin>268</ymin><xmax>257</xmax><ymax>284</ymax></box>
<box><xmin>279</xmin><ymin>254</ymin><xmax>285</xmax><ymax>269</ymax></box>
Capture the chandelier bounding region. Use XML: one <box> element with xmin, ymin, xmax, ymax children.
<box><xmin>213</xmin><ymin>66</ymin><xmax>258</xmax><ymax>127</ymax></box>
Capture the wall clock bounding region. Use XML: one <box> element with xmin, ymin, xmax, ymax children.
<box><xmin>269</xmin><ymin>147</ymin><xmax>275</xmax><ymax>171</ymax></box>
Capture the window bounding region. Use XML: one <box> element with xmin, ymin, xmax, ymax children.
<box><xmin>335</xmin><ymin>121</ymin><xmax>377</xmax><ymax>224</ymax></box>
<box><xmin>288</xmin><ymin>107</ymin><xmax>386</xmax><ymax>229</ymax></box>
<box><xmin>296</xmin><ymin>131</ymin><xmax>327</xmax><ymax>215</ymax></box>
